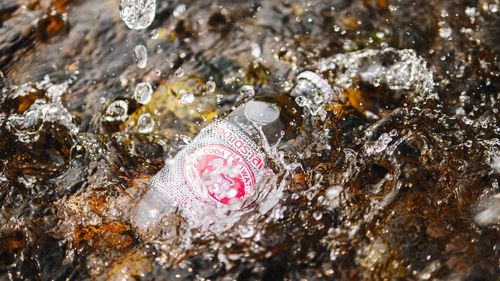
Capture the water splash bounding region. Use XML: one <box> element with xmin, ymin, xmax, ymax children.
<box><xmin>318</xmin><ymin>48</ymin><xmax>437</xmax><ymax>102</ymax></box>
<box><xmin>5</xmin><ymin>76</ymin><xmax>78</xmax><ymax>143</ymax></box>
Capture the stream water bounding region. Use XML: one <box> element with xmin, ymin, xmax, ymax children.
<box><xmin>0</xmin><ymin>0</ymin><xmax>499</xmax><ymax>280</ymax></box>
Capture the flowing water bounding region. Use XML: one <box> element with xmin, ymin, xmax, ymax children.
<box><xmin>0</xmin><ymin>0</ymin><xmax>499</xmax><ymax>280</ymax></box>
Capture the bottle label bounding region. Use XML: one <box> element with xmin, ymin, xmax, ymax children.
<box><xmin>183</xmin><ymin>144</ymin><xmax>256</xmax><ymax>205</ymax></box>
<box><xmin>149</xmin><ymin>120</ymin><xmax>267</xmax><ymax>222</ymax></box>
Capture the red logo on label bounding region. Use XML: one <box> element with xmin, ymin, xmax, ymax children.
<box><xmin>183</xmin><ymin>144</ymin><xmax>256</xmax><ymax>205</ymax></box>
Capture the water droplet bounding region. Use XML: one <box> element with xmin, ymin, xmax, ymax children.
<box><xmin>137</xmin><ymin>113</ymin><xmax>155</xmax><ymax>134</ymax></box>
<box><xmin>173</xmin><ymin>4</ymin><xmax>186</xmax><ymax>18</ymax></box>
<box><xmin>104</xmin><ymin>100</ymin><xmax>129</xmax><ymax>122</ymax></box>
<box><xmin>325</xmin><ymin>186</ymin><xmax>343</xmax><ymax>200</ymax></box>
<box><xmin>119</xmin><ymin>0</ymin><xmax>156</xmax><ymax>30</ymax></box>
<box><xmin>464</xmin><ymin>140</ymin><xmax>473</xmax><ymax>147</ymax></box>
<box><xmin>134</xmin><ymin>82</ymin><xmax>153</xmax><ymax>105</ymax></box>
<box><xmin>133</xmin><ymin>44</ymin><xmax>148</xmax><ymax>69</ymax></box>
<box><xmin>180</xmin><ymin>90</ymin><xmax>194</xmax><ymax>105</ymax></box>
<box><xmin>150</xmin><ymin>29</ymin><xmax>159</xmax><ymax>39</ymax></box>
<box><xmin>439</xmin><ymin>25</ymin><xmax>452</xmax><ymax>40</ymax></box>
<box><xmin>205</xmin><ymin>81</ymin><xmax>216</xmax><ymax>93</ymax></box>
<box><xmin>313</xmin><ymin>211</ymin><xmax>323</xmax><ymax>221</ymax></box>
<box><xmin>313</xmin><ymin>94</ymin><xmax>324</xmax><ymax>104</ymax></box>
<box><xmin>250</xmin><ymin>42</ymin><xmax>261</xmax><ymax>58</ymax></box>
<box><xmin>216</xmin><ymin>94</ymin><xmax>224</xmax><ymax>104</ymax></box>
<box><xmin>240</xmin><ymin>85</ymin><xmax>255</xmax><ymax>97</ymax></box>
<box><xmin>295</xmin><ymin>95</ymin><xmax>311</xmax><ymax>107</ymax></box>
<box><xmin>175</xmin><ymin>67</ymin><xmax>184</xmax><ymax>77</ymax></box>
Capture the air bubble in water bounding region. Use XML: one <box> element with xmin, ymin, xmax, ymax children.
<box><xmin>104</xmin><ymin>100</ymin><xmax>129</xmax><ymax>122</ymax></box>
<box><xmin>119</xmin><ymin>0</ymin><xmax>156</xmax><ymax>30</ymax></box>
<box><xmin>133</xmin><ymin>45</ymin><xmax>148</xmax><ymax>69</ymax></box>
<box><xmin>137</xmin><ymin>113</ymin><xmax>155</xmax><ymax>133</ymax></box>
<box><xmin>180</xmin><ymin>90</ymin><xmax>194</xmax><ymax>105</ymax></box>
<box><xmin>134</xmin><ymin>82</ymin><xmax>153</xmax><ymax>105</ymax></box>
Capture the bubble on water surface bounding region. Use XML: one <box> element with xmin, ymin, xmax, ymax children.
<box><xmin>134</xmin><ymin>82</ymin><xmax>152</xmax><ymax>105</ymax></box>
<box><xmin>119</xmin><ymin>0</ymin><xmax>156</xmax><ymax>30</ymax></box>
<box><xmin>136</xmin><ymin>113</ymin><xmax>154</xmax><ymax>133</ymax></box>
<box><xmin>133</xmin><ymin>44</ymin><xmax>148</xmax><ymax>69</ymax></box>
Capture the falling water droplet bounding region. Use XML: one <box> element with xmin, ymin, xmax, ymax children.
<box><xmin>137</xmin><ymin>113</ymin><xmax>155</xmax><ymax>133</ymax></box>
<box><xmin>119</xmin><ymin>0</ymin><xmax>156</xmax><ymax>30</ymax></box>
<box><xmin>134</xmin><ymin>82</ymin><xmax>153</xmax><ymax>105</ymax></box>
<box><xmin>104</xmin><ymin>100</ymin><xmax>129</xmax><ymax>122</ymax></box>
<box><xmin>133</xmin><ymin>44</ymin><xmax>148</xmax><ymax>69</ymax></box>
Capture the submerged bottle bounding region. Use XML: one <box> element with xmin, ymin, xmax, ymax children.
<box><xmin>133</xmin><ymin>71</ymin><xmax>337</xmax><ymax>230</ymax></box>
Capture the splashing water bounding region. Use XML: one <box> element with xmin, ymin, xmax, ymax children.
<box><xmin>318</xmin><ymin>48</ymin><xmax>437</xmax><ymax>102</ymax></box>
<box><xmin>4</xmin><ymin>76</ymin><xmax>78</xmax><ymax>143</ymax></box>
<box><xmin>1</xmin><ymin>1</ymin><xmax>499</xmax><ymax>280</ymax></box>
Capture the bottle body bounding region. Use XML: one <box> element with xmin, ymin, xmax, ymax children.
<box><xmin>133</xmin><ymin>98</ymin><xmax>300</xmax><ymax>230</ymax></box>
<box><xmin>133</xmin><ymin>71</ymin><xmax>331</xmax><ymax>231</ymax></box>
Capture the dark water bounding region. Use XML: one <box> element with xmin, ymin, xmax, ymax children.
<box><xmin>0</xmin><ymin>0</ymin><xmax>499</xmax><ymax>280</ymax></box>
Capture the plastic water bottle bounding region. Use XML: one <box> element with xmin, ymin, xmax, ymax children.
<box><xmin>133</xmin><ymin>71</ymin><xmax>337</xmax><ymax>230</ymax></box>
